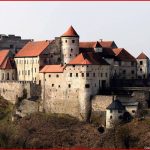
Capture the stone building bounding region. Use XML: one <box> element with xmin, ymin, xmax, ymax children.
<box><xmin>40</xmin><ymin>51</ymin><xmax>110</xmax><ymax>120</ymax></box>
<box><xmin>106</xmin><ymin>99</ymin><xmax>125</xmax><ymax>128</ymax></box>
<box><xmin>0</xmin><ymin>49</ymin><xmax>16</xmax><ymax>81</ymax></box>
<box><xmin>15</xmin><ymin>41</ymin><xmax>52</xmax><ymax>84</ymax></box>
<box><xmin>0</xmin><ymin>34</ymin><xmax>31</xmax><ymax>54</ymax></box>
<box><xmin>112</xmin><ymin>48</ymin><xmax>137</xmax><ymax>79</ymax></box>
<box><xmin>136</xmin><ymin>52</ymin><xmax>149</xmax><ymax>79</ymax></box>
<box><xmin>106</xmin><ymin>98</ymin><xmax>138</xmax><ymax>128</ymax></box>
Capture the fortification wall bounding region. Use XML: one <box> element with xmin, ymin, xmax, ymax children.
<box><xmin>92</xmin><ymin>95</ymin><xmax>113</xmax><ymax>112</ymax></box>
<box><xmin>44</xmin><ymin>87</ymin><xmax>81</xmax><ymax>119</ymax></box>
<box><xmin>0</xmin><ymin>81</ymin><xmax>41</xmax><ymax>104</ymax></box>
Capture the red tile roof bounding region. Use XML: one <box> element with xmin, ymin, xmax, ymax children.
<box><xmin>99</xmin><ymin>41</ymin><xmax>118</xmax><ymax>48</ymax></box>
<box><xmin>113</xmin><ymin>48</ymin><xmax>136</xmax><ymax>62</ymax></box>
<box><xmin>0</xmin><ymin>49</ymin><xmax>10</xmax><ymax>66</ymax></box>
<box><xmin>79</xmin><ymin>41</ymin><xmax>102</xmax><ymax>49</ymax></box>
<box><xmin>15</xmin><ymin>41</ymin><xmax>50</xmax><ymax>57</ymax></box>
<box><xmin>40</xmin><ymin>65</ymin><xmax>64</xmax><ymax>73</ymax></box>
<box><xmin>0</xmin><ymin>57</ymin><xmax>15</xmax><ymax>69</ymax></box>
<box><xmin>68</xmin><ymin>52</ymin><xmax>109</xmax><ymax>65</ymax></box>
<box><xmin>61</xmin><ymin>26</ymin><xmax>79</xmax><ymax>37</ymax></box>
<box><xmin>137</xmin><ymin>52</ymin><xmax>149</xmax><ymax>59</ymax></box>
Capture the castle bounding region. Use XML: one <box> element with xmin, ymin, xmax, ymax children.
<box><xmin>0</xmin><ymin>26</ymin><xmax>149</xmax><ymax>121</ymax></box>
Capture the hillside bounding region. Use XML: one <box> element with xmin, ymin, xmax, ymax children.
<box><xmin>0</xmin><ymin>98</ymin><xmax>150</xmax><ymax>148</ymax></box>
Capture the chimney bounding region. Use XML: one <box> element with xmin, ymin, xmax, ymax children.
<box><xmin>100</xmin><ymin>39</ymin><xmax>103</xmax><ymax>42</ymax></box>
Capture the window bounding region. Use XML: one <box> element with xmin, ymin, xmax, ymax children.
<box><xmin>24</xmin><ymin>60</ymin><xmax>26</xmax><ymax>64</ymax></box>
<box><xmin>140</xmin><ymin>61</ymin><xmax>143</xmax><ymax>65</ymax></box>
<box><xmin>76</xmin><ymin>73</ymin><xmax>78</xmax><ymax>77</ymax></box>
<box><xmin>82</xmin><ymin>73</ymin><xmax>84</xmax><ymax>77</ymax></box>
<box><xmin>28</xmin><ymin>70</ymin><xmax>30</xmax><ymax>75</ymax></box>
<box><xmin>70</xmin><ymin>54</ymin><xmax>72</xmax><ymax>57</ymax></box>
<box><xmin>65</xmin><ymin>40</ymin><xmax>67</xmax><ymax>43</ymax></box>
<box><xmin>68</xmin><ymin>84</ymin><xmax>71</xmax><ymax>88</ymax></box>
<box><xmin>110</xmin><ymin>110</ymin><xmax>112</xmax><ymax>113</ymax></box>
<box><xmin>110</xmin><ymin>116</ymin><xmax>112</xmax><ymax>119</ymax></box>
<box><xmin>131</xmin><ymin>70</ymin><xmax>134</xmax><ymax>74</ymax></box>
<box><xmin>85</xmin><ymin>84</ymin><xmax>90</xmax><ymax>88</ymax></box>
<box><xmin>72</xmin><ymin>40</ymin><xmax>75</xmax><ymax>43</ymax></box>
<box><xmin>56</xmin><ymin>74</ymin><xmax>59</xmax><ymax>78</ymax></box>
<box><xmin>35</xmin><ymin>68</ymin><xmax>36</xmax><ymax>73</ymax></box>
<box><xmin>101</xmin><ymin>73</ymin><xmax>103</xmax><ymax>77</ymax></box>
<box><xmin>10</xmin><ymin>44</ymin><xmax>14</xmax><ymax>49</ymax></box>
<box><xmin>58</xmin><ymin>85</ymin><xmax>60</xmax><ymax>88</ymax></box>
<box><xmin>49</xmin><ymin>75</ymin><xmax>51</xmax><ymax>78</ymax></box>
<box><xmin>51</xmin><ymin>55</ymin><xmax>53</xmax><ymax>58</ymax></box>
<box><xmin>93</xmin><ymin>73</ymin><xmax>95</xmax><ymax>77</ymax></box>
<box><xmin>71</xmin><ymin>48</ymin><xmax>73</xmax><ymax>52</ymax></box>
<box><xmin>118</xmin><ymin>110</ymin><xmax>122</xmax><ymax>113</ymax></box>
<box><xmin>140</xmin><ymin>68</ymin><xmax>142</xmax><ymax>72</ymax></box>
<box><xmin>86</xmin><ymin>73</ymin><xmax>89</xmax><ymax>77</ymax></box>
<box><xmin>123</xmin><ymin>70</ymin><xmax>126</xmax><ymax>74</ymax></box>
<box><xmin>26</xmin><ymin>60</ymin><xmax>28</xmax><ymax>64</ymax></box>
<box><xmin>131</xmin><ymin>62</ymin><xmax>134</xmax><ymax>66</ymax></box>
<box><xmin>52</xmin><ymin>84</ymin><xmax>54</xmax><ymax>87</ymax></box>
<box><xmin>132</xmin><ymin>110</ymin><xmax>135</xmax><ymax>113</ymax></box>
<box><xmin>119</xmin><ymin>115</ymin><xmax>123</xmax><ymax>119</ymax></box>
<box><xmin>105</xmin><ymin>73</ymin><xmax>107</xmax><ymax>77</ymax></box>
<box><xmin>70</xmin><ymin>73</ymin><xmax>72</xmax><ymax>77</ymax></box>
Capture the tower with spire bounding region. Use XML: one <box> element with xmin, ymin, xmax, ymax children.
<box><xmin>61</xmin><ymin>26</ymin><xmax>79</xmax><ymax>64</ymax></box>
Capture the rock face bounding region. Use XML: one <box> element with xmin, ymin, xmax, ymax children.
<box><xmin>15</xmin><ymin>99</ymin><xmax>40</xmax><ymax>118</ymax></box>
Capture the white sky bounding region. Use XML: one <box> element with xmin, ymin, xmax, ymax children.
<box><xmin>0</xmin><ymin>2</ymin><xmax>150</xmax><ymax>58</ymax></box>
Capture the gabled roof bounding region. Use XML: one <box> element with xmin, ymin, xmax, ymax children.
<box><xmin>137</xmin><ymin>52</ymin><xmax>149</xmax><ymax>59</ymax></box>
<box><xmin>107</xmin><ymin>100</ymin><xmax>125</xmax><ymax>110</ymax></box>
<box><xmin>0</xmin><ymin>57</ymin><xmax>16</xmax><ymax>69</ymax></box>
<box><xmin>15</xmin><ymin>41</ymin><xmax>50</xmax><ymax>57</ymax></box>
<box><xmin>99</xmin><ymin>41</ymin><xmax>117</xmax><ymax>48</ymax></box>
<box><xmin>68</xmin><ymin>52</ymin><xmax>109</xmax><ymax>65</ymax></box>
<box><xmin>112</xmin><ymin>48</ymin><xmax>136</xmax><ymax>62</ymax></box>
<box><xmin>0</xmin><ymin>49</ymin><xmax>10</xmax><ymax>66</ymax></box>
<box><xmin>40</xmin><ymin>65</ymin><xmax>64</xmax><ymax>73</ymax></box>
<box><xmin>61</xmin><ymin>26</ymin><xmax>79</xmax><ymax>37</ymax></box>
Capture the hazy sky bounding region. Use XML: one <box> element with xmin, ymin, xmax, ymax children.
<box><xmin>0</xmin><ymin>2</ymin><xmax>150</xmax><ymax>58</ymax></box>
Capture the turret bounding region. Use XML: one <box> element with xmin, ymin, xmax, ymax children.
<box><xmin>61</xmin><ymin>26</ymin><xmax>79</xmax><ymax>64</ymax></box>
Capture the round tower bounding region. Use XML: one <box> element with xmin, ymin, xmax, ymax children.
<box><xmin>61</xmin><ymin>26</ymin><xmax>79</xmax><ymax>64</ymax></box>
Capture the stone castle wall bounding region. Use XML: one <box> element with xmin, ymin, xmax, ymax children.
<box><xmin>0</xmin><ymin>81</ymin><xmax>41</xmax><ymax>104</ymax></box>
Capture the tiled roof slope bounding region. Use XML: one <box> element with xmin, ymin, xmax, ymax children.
<box><xmin>68</xmin><ymin>52</ymin><xmax>109</xmax><ymax>65</ymax></box>
<box><xmin>79</xmin><ymin>41</ymin><xmax>102</xmax><ymax>49</ymax></box>
<box><xmin>113</xmin><ymin>48</ymin><xmax>136</xmax><ymax>62</ymax></box>
<box><xmin>40</xmin><ymin>65</ymin><xmax>64</xmax><ymax>73</ymax></box>
<box><xmin>137</xmin><ymin>52</ymin><xmax>149</xmax><ymax>59</ymax></box>
<box><xmin>99</xmin><ymin>41</ymin><xmax>117</xmax><ymax>48</ymax></box>
<box><xmin>15</xmin><ymin>41</ymin><xmax>50</xmax><ymax>57</ymax></box>
<box><xmin>61</xmin><ymin>26</ymin><xmax>79</xmax><ymax>37</ymax></box>
<box><xmin>0</xmin><ymin>50</ymin><xmax>10</xmax><ymax>66</ymax></box>
<box><xmin>107</xmin><ymin>100</ymin><xmax>125</xmax><ymax>110</ymax></box>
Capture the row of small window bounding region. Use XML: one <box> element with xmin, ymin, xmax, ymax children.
<box><xmin>51</xmin><ymin>84</ymin><xmax>90</xmax><ymax>88</ymax></box>
<box><xmin>1</xmin><ymin>73</ymin><xmax>15</xmax><ymax>80</ymax></box>
<box><xmin>18</xmin><ymin>68</ymin><xmax>37</xmax><ymax>75</ymax></box>
<box><xmin>16</xmin><ymin>59</ymin><xmax>39</xmax><ymax>64</ymax></box>
<box><xmin>64</xmin><ymin>39</ymin><xmax>75</xmax><ymax>44</ymax></box>
<box><xmin>69</xmin><ymin>72</ymin><xmax>108</xmax><ymax>78</ymax></box>
<box><xmin>122</xmin><ymin>70</ymin><xmax>135</xmax><ymax>74</ymax></box>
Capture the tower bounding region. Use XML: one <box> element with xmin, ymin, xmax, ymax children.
<box><xmin>61</xmin><ymin>26</ymin><xmax>79</xmax><ymax>64</ymax></box>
